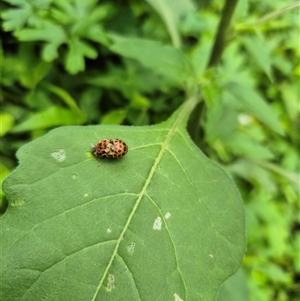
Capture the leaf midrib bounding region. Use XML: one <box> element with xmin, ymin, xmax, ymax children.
<box><xmin>92</xmin><ymin>95</ymin><xmax>198</xmax><ymax>300</ymax></box>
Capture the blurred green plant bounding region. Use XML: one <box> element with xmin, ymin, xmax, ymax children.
<box><xmin>1</xmin><ymin>0</ymin><xmax>299</xmax><ymax>300</ymax></box>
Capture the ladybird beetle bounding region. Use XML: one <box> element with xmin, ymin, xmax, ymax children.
<box><xmin>91</xmin><ymin>139</ymin><xmax>128</xmax><ymax>159</ymax></box>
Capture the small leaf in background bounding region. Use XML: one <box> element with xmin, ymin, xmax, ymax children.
<box><xmin>220</xmin><ymin>43</ymin><xmax>255</xmax><ymax>88</ymax></box>
<box><xmin>225</xmin><ymin>82</ymin><xmax>284</xmax><ymax>135</ymax></box>
<box><xmin>258</xmin><ymin>263</ymin><xmax>290</xmax><ymax>283</ymax></box>
<box><xmin>279</xmin><ymin>82</ymin><xmax>298</xmax><ymax>121</ymax></box>
<box><xmin>10</xmin><ymin>106</ymin><xmax>86</xmax><ymax>133</ymax></box>
<box><xmin>205</xmin><ymin>101</ymin><xmax>238</xmax><ymax>142</ymax></box>
<box><xmin>127</xmin><ymin>108</ymin><xmax>150</xmax><ymax>126</ymax></box>
<box><xmin>130</xmin><ymin>93</ymin><xmax>151</xmax><ymax>110</ymax></box>
<box><xmin>239</xmin><ymin>35</ymin><xmax>273</xmax><ymax>82</ymax></box>
<box><xmin>52</xmin><ymin>0</ymin><xmax>75</xmax><ymax>18</ymax></box>
<box><xmin>78</xmin><ymin>88</ymin><xmax>102</xmax><ymax>123</ymax></box>
<box><xmin>227</xmin><ymin>159</ymin><xmax>278</xmax><ymax>193</ymax></box>
<box><xmin>65</xmin><ymin>39</ymin><xmax>97</xmax><ymax>74</ymax></box>
<box><xmin>226</xmin><ymin>132</ymin><xmax>275</xmax><ymax>160</ymax></box>
<box><xmin>86</xmin><ymin>62</ymin><xmax>172</xmax><ymax>99</ymax></box>
<box><xmin>191</xmin><ymin>40</ymin><xmax>213</xmax><ymax>78</ymax></box>
<box><xmin>24</xmin><ymin>88</ymin><xmax>54</xmax><ymax>110</ymax></box>
<box><xmin>0</xmin><ymin>163</ymin><xmax>10</xmax><ymax>211</ymax></box>
<box><xmin>127</xmin><ymin>92</ymin><xmax>152</xmax><ymax>126</ymax></box>
<box><xmin>14</xmin><ymin>20</ymin><xmax>66</xmax><ymax>44</ymax></box>
<box><xmin>1</xmin><ymin>100</ymin><xmax>245</xmax><ymax>300</ymax></box>
<box><xmin>86</xmin><ymin>68</ymin><xmax>128</xmax><ymax>92</ymax></box>
<box><xmin>109</xmin><ymin>36</ymin><xmax>195</xmax><ymax>85</ymax></box>
<box><xmin>85</xmin><ymin>24</ymin><xmax>110</xmax><ymax>46</ymax></box>
<box><xmin>6</xmin><ymin>44</ymin><xmax>52</xmax><ymax>90</ymax></box>
<box><xmin>0</xmin><ymin>112</ymin><xmax>14</xmax><ymax>136</ymax></box>
<box><xmin>1</xmin><ymin>4</ymin><xmax>32</xmax><ymax>31</ymax></box>
<box><xmin>42</xmin><ymin>83</ymin><xmax>82</xmax><ymax>114</ymax></box>
<box><xmin>41</xmin><ymin>42</ymin><xmax>60</xmax><ymax>61</ymax></box>
<box><xmin>71</xmin><ymin>4</ymin><xmax>111</xmax><ymax>36</ymax></box>
<box><xmin>101</xmin><ymin>109</ymin><xmax>127</xmax><ymax>125</ymax></box>
<box><xmin>145</xmin><ymin>0</ymin><xmax>196</xmax><ymax>47</ymax></box>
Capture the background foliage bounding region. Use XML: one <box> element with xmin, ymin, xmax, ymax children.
<box><xmin>1</xmin><ymin>0</ymin><xmax>299</xmax><ymax>300</ymax></box>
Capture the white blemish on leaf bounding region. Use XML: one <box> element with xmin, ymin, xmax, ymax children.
<box><xmin>106</xmin><ymin>274</ymin><xmax>115</xmax><ymax>292</ymax></box>
<box><xmin>238</xmin><ymin>113</ymin><xmax>252</xmax><ymax>125</ymax></box>
<box><xmin>84</xmin><ymin>193</ymin><xmax>88</xmax><ymax>197</ymax></box>
<box><xmin>174</xmin><ymin>293</ymin><xmax>184</xmax><ymax>301</ymax></box>
<box><xmin>153</xmin><ymin>217</ymin><xmax>162</xmax><ymax>230</ymax></box>
<box><xmin>10</xmin><ymin>199</ymin><xmax>25</xmax><ymax>207</ymax></box>
<box><xmin>51</xmin><ymin>149</ymin><xmax>66</xmax><ymax>162</ymax></box>
<box><xmin>164</xmin><ymin>212</ymin><xmax>171</xmax><ymax>219</ymax></box>
<box><xmin>209</xmin><ymin>254</ymin><xmax>214</xmax><ymax>258</ymax></box>
<box><xmin>72</xmin><ymin>174</ymin><xmax>77</xmax><ymax>179</ymax></box>
<box><xmin>107</xmin><ymin>228</ymin><xmax>112</xmax><ymax>234</ymax></box>
<box><xmin>127</xmin><ymin>242</ymin><xmax>135</xmax><ymax>254</ymax></box>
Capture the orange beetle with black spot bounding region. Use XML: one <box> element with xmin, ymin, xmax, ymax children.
<box><xmin>91</xmin><ymin>139</ymin><xmax>128</xmax><ymax>159</ymax></box>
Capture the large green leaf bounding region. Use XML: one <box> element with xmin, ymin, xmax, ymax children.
<box><xmin>1</xmin><ymin>97</ymin><xmax>245</xmax><ymax>300</ymax></box>
<box><xmin>109</xmin><ymin>36</ymin><xmax>195</xmax><ymax>86</ymax></box>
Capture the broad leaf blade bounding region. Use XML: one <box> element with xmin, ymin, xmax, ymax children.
<box><xmin>109</xmin><ymin>36</ymin><xmax>195</xmax><ymax>85</ymax></box>
<box><xmin>1</xmin><ymin>100</ymin><xmax>245</xmax><ymax>300</ymax></box>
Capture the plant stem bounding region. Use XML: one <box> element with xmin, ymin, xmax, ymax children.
<box><xmin>252</xmin><ymin>2</ymin><xmax>300</xmax><ymax>26</ymax></box>
<box><xmin>176</xmin><ymin>92</ymin><xmax>200</xmax><ymax>129</ymax></box>
<box><xmin>207</xmin><ymin>0</ymin><xmax>239</xmax><ymax>68</ymax></box>
<box><xmin>248</xmin><ymin>158</ymin><xmax>299</xmax><ymax>184</ymax></box>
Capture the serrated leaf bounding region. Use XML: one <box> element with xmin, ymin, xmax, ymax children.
<box><xmin>225</xmin><ymin>82</ymin><xmax>284</xmax><ymax>135</ymax></box>
<box><xmin>71</xmin><ymin>5</ymin><xmax>111</xmax><ymax>36</ymax></box>
<box><xmin>73</xmin><ymin>0</ymin><xmax>99</xmax><ymax>11</ymax></box>
<box><xmin>85</xmin><ymin>24</ymin><xmax>110</xmax><ymax>46</ymax></box>
<box><xmin>1</xmin><ymin>7</ymin><xmax>32</xmax><ymax>31</ymax></box>
<box><xmin>239</xmin><ymin>35</ymin><xmax>273</xmax><ymax>82</ymax></box>
<box><xmin>65</xmin><ymin>40</ymin><xmax>97</xmax><ymax>74</ymax></box>
<box><xmin>14</xmin><ymin>20</ymin><xmax>66</xmax><ymax>44</ymax></box>
<box><xmin>1</xmin><ymin>98</ymin><xmax>245</xmax><ymax>300</ymax></box>
<box><xmin>109</xmin><ymin>36</ymin><xmax>195</xmax><ymax>85</ymax></box>
<box><xmin>31</xmin><ymin>0</ymin><xmax>52</xmax><ymax>10</ymax></box>
<box><xmin>52</xmin><ymin>0</ymin><xmax>75</xmax><ymax>20</ymax></box>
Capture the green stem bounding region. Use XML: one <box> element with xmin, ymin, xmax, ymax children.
<box><xmin>251</xmin><ymin>2</ymin><xmax>300</xmax><ymax>26</ymax></box>
<box><xmin>182</xmin><ymin>92</ymin><xmax>202</xmax><ymax>124</ymax></box>
<box><xmin>248</xmin><ymin>158</ymin><xmax>299</xmax><ymax>184</ymax></box>
<box><xmin>207</xmin><ymin>0</ymin><xmax>239</xmax><ymax>68</ymax></box>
